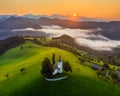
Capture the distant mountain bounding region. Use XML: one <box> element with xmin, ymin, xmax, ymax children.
<box><xmin>22</xmin><ymin>14</ymin><xmax>68</xmax><ymax>20</ymax></box>
<box><xmin>0</xmin><ymin>16</ymin><xmax>41</xmax><ymax>29</ymax></box>
<box><xmin>0</xmin><ymin>15</ymin><xmax>17</xmax><ymax>22</ymax></box>
<box><xmin>0</xmin><ymin>17</ymin><xmax>7</xmax><ymax>22</ymax></box>
<box><xmin>22</xmin><ymin>14</ymin><xmax>48</xmax><ymax>19</ymax></box>
<box><xmin>78</xmin><ymin>16</ymin><xmax>105</xmax><ymax>22</ymax></box>
<box><xmin>0</xmin><ymin>15</ymin><xmax>120</xmax><ymax>40</ymax></box>
<box><xmin>0</xmin><ymin>14</ymin><xmax>17</xmax><ymax>19</ymax></box>
<box><xmin>38</xmin><ymin>17</ymin><xmax>120</xmax><ymax>40</ymax></box>
<box><xmin>95</xmin><ymin>21</ymin><xmax>120</xmax><ymax>40</ymax></box>
<box><xmin>0</xmin><ymin>14</ymin><xmax>106</xmax><ymax>22</ymax></box>
<box><xmin>49</xmin><ymin>14</ymin><xmax>69</xmax><ymax>19</ymax></box>
<box><xmin>38</xmin><ymin>17</ymin><xmax>120</xmax><ymax>29</ymax></box>
<box><xmin>22</xmin><ymin>14</ymin><xmax>105</xmax><ymax>22</ymax></box>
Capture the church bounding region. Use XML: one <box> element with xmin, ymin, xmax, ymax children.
<box><xmin>53</xmin><ymin>56</ymin><xmax>63</xmax><ymax>75</ymax></box>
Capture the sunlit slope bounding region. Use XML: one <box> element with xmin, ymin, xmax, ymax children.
<box><xmin>0</xmin><ymin>41</ymin><xmax>120</xmax><ymax>96</ymax></box>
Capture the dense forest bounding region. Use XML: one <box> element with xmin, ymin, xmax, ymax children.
<box><xmin>0</xmin><ymin>36</ymin><xmax>25</xmax><ymax>55</ymax></box>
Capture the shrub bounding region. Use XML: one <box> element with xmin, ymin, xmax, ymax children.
<box><xmin>20</xmin><ymin>68</ymin><xmax>26</xmax><ymax>73</ymax></box>
<box><xmin>110</xmin><ymin>71</ymin><xmax>118</xmax><ymax>86</ymax></box>
<box><xmin>5</xmin><ymin>73</ymin><xmax>9</xmax><ymax>79</ymax></box>
<box><xmin>103</xmin><ymin>63</ymin><xmax>110</xmax><ymax>70</ymax></box>
<box><xmin>63</xmin><ymin>61</ymin><xmax>72</xmax><ymax>72</ymax></box>
<box><xmin>110</xmin><ymin>71</ymin><xmax>118</xmax><ymax>80</ymax></box>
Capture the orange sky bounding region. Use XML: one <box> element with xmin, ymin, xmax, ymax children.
<box><xmin>0</xmin><ymin>0</ymin><xmax>120</xmax><ymax>20</ymax></box>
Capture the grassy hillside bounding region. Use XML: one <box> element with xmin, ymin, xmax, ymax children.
<box><xmin>0</xmin><ymin>41</ymin><xmax>120</xmax><ymax>96</ymax></box>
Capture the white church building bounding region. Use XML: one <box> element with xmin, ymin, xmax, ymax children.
<box><xmin>53</xmin><ymin>56</ymin><xmax>63</xmax><ymax>75</ymax></box>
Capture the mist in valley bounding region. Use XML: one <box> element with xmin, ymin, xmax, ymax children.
<box><xmin>0</xmin><ymin>25</ymin><xmax>120</xmax><ymax>51</ymax></box>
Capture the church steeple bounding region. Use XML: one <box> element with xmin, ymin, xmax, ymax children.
<box><xmin>53</xmin><ymin>55</ymin><xmax>63</xmax><ymax>75</ymax></box>
<box><xmin>58</xmin><ymin>55</ymin><xmax>62</xmax><ymax>62</ymax></box>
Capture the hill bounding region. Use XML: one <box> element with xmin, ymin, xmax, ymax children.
<box><xmin>0</xmin><ymin>16</ymin><xmax>120</xmax><ymax>40</ymax></box>
<box><xmin>0</xmin><ymin>41</ymin><xmax>120</xmax><ymax>96</ymax></box>
<box><xmin>0</xmin><ymin>16</ymin><xmax>41</xmax><ymax>29</ymax></box>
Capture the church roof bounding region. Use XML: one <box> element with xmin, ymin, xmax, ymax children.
<box><xmin>58</xmin><ymin>56</ymin><xmax>62</xmax><ymax>62</ymax></box>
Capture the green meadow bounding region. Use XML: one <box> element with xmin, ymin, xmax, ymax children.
<box><xmin>0</xmin><ymin>41</ymin><xmax>120</xmax><ymax>96</ymax></box>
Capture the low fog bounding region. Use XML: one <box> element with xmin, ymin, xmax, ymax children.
<box><xmin>11</xmin><ymin>25</ymin><xmax>120</xmax><ymax>51</ymax></box>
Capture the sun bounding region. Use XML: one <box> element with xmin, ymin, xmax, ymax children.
<box><xmin>73</xmin><ymin>13</ymin><xmax>77</xmax><ymax>17</ymax></box>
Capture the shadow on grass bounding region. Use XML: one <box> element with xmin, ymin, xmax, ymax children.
<box><xmin>12</xmin><ymin>76</ymin><xmax>72</xmax><ymax>96</ymax></box>
<box><xmin>7</xmin><ymin>74</ymin><xmax>120</xmax><ymax>96</ymax></box>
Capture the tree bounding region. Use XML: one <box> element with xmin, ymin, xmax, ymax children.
<box><xmin>63</xmin><ymin>61</ymin><xmax>72</xmax><ymax>72</ymax></box>
<box><xmin>103</xmin><ymin>63</ymin><xmax>110</xmax><ymax>70</ymax></box>
<box><xmin>96</xmin><ymin>70</ymin><xmax>106</xmax><ymax>77</ymax></box>
<box><xmin>96</xmin><ymin>70</ymin><xmax>102</xmax><ymax>77</ymax></box>
<box><xmin>5</xmin><ymin>73</ymin><xmax>9</xmax><ymax>79</ymax></box>
<box><xmin>41</xmin><ymin>57</ymin><xmax>53</xmax><ymax>78</ymax></box>
<box><xmin>29</xmin><ymin>45</ymin><xmax>32</xmax><ymax>48</ymax></box>
<box><xmin>0</xmin><ymin>36</ymin><xmax>25</xmax><ymax>55</ymax></box>
<box><xmin>110</xmin><ymin>71</ymin><xmax>118</xmax><ymax>86</ymax></box>
<box><xmin>20</xmin><ymin>45</ymin><xmax>23</xmax><ymax>50</ymax></box>
<box><xmin>52</xmin><ymin>53</ymin><xmax>55</xmax><ymax>65</ymax></box>
<box><xmin>20</xmin><ymin>68</ymin><xmax>26</xmax><ymax>73</ymax></box>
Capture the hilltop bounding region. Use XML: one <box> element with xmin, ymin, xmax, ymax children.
<box><xmin>0</xmin><ymin>41</ymin><xmax>120</xmax><ymax>96</ymax></box>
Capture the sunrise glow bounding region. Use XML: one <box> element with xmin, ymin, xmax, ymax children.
<box><xmin>73</xmin><ymin>13</ymin><xmax>77</xmax><ymax>17</ymax></box>
<box><xmin>0</xmin><ymin>0</ymin><xmax>120</xmax><ymax>20</ymax></box>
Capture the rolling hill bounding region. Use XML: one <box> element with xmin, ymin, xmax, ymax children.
<box><xmin>0</xmin><ymin>41</ymin><xmax>120</xmax><ymax>96</ymax></box>
<box><xmin>0</xmin><ymin>16</ymin><xmax>41</xmax><ymax>29</ymax></box>
<box><xmin>0</xmin><ymin>16</ymin><xmax>120</xmax><ymax>41</ymax></box>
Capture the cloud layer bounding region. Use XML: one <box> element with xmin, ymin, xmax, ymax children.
<box><xmin>40</xmin><ymin>25</ymin><xmax>120</xmax><ymax>51</ymax></box>
<box><xmin>12</xmin><ymin>25</ymin><xmax>120</xmax><ymax>51</ymax></box>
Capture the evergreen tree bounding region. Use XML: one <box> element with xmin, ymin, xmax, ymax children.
<box><xmin>41</xmin><ymin>57</ymin><xmax>53</xmax><ymax>77</ymax></box>
<box><xmin>52</xmin><ymin>53</ymin><xmax>55</xmax><ymax>65</ymax></box>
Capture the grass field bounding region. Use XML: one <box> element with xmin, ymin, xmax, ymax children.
<box><xmin>0</xmin><ymin>41</ymin><xmax>120</xmax><ymax>96</ymax></box>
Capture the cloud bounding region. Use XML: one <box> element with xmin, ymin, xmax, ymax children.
<box><xmin>12</xmin><ymin>28</ymin><xmax>36</xmax><ymax>32</ymax></box>
<box><xmin>40</xmin><ymin>25</ymin><xmax>120</xmax><ymax>51</ymax></box>
<box><xmin>75</xmin><ymin>38</ymin><xmax>120</xmax><ymax>51</ymax></box>
<box><xmin>11</xmin><ymin>25</ymin><xmax>120</xmax><ymax>51</ymax></box>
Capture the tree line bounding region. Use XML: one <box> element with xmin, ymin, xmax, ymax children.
<box><xmin>0</xmin><ymin>36</ymin><xmax>25</xmax><ymax>55</ymax></box>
